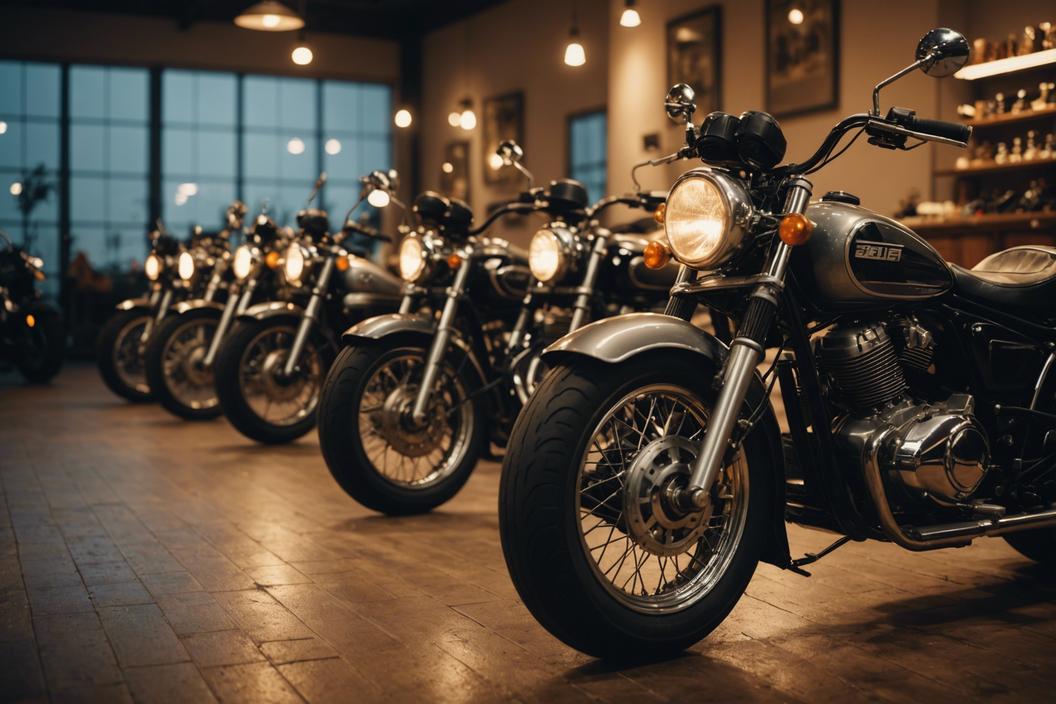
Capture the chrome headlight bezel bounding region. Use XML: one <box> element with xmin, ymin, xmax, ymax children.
<box><xmin>283</xmin><ymin>243</ymin><xmax>308</xmax><ymax>284</ymax></box>
<box><xmin>664</xmin><ymin>169</ymin><xmax>753</xmax><ymax>270</ymax></box>
<box><xmin>177</xmin><ymin>251</ymin><xmax>196</xmax><ymax>281</ymax></box>
<box><xmin>144</xmin><ymin>253</ymin><xmax>163</xmax><ymax>281</ymax></box>
<box><xmin>232</xmin><ymin>244</ymin><xmax>257</xmax><ymax>281</ymax></box>
<box><xmin>398</xmin><ymin>234</ymin><xmax>430</xmax><ymax>282</ymax></box>
<box><xmin>528</xmin><ymin>225</ymin><xmax>576</xmax><ymax>283</ymax></box>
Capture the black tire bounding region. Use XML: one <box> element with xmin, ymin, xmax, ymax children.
<box><xmin>1004</xmin><ymin>529</ymin><xmax>1056</xmax><ymax>564</ymax></box>
<box><xmin>96</xmin><ymin>308</ymin><xmax>155</xmax><ymax>402</ymax></box>
<box><xmin>318</xmin><ymin>341</ymin><xmax>487</xmax><ymax>515</ymax></box>
<box><xmin>214</xmin><ymin>316</ymin><xmax>334</xmax><ymax>444</ymax></box>
<box><xmin>14</xmin><ymin>308</ymin><xmax>64</xmax><ymax>383</ymax></box>
<box><xmin>144</xmin><ymin>307</ymin><xmax>223</xmax><ymax>421</ymax></box>
<box><xmin>499</xmin><ymin>352</ymin><xmax>775</xmax><ymax>660</ymax></box>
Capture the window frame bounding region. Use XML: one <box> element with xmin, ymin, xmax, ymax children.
<box><xmin>565</xmin><ymin>107</ymin><xmax>608</xmax><ymax>205</ymax></box>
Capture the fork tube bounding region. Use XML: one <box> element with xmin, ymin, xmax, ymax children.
<box><xmin>203</xmin><ymin>262</ymin><xmax>225</xmax><ymax>302</ymax></box>
<box><xmin>282</xmin><ymin>256</ymin><xmax>334</xmax><ymax>377</ymax></box>
<box><xmin>684</xmin><ymin>177</ymin><xmax>812</xmax><ymax>505</ymax></box>
<box><xmin>141</xmin><ymin>287</ymin><xmax>172</xmax><ymax>345</ymax></box>
<box><xmin>410</xmin><ymin>256</ymin><xmax>473</xmax><ymax>423</ymax></box>
<box><xmin>204</xmin><ymin>282</ymin><xmax>249</xmax><ymax>369</ymax></box>
<box><xmin>664</xmin><ymin>266</ymin><xmax>698</xmax><ymax>320</ymax></box>
<box><xmin>568</xmin><ymin>234</ymin><xmax>608</xmax><ymax>333</ymax></box>
<box><xmin>506</xmin><ymin>281</ymin><xmax>543</xmax><ymax>355</ymax></box>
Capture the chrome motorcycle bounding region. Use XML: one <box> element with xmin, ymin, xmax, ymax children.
<box><xmin>317</xmin><ymin>142</ymin><xmax>677</xmax><ymax>515</ymax></box>
<box><xmin>143</xmin><ymin>206</ymin><xmax>290</xmax><ymax>420</ymax></box>
<box><xmin>214</xmin><ymin>172</ymin><xmax>402</xmax><ymax>444</ymax></box>
<box><xmin>96</xmin><ymin>215</ymin><xmax>232</xmax><ymax>402</ymax></box>
<box><xmin>500</xmin><ymin>29</ymin><xmax>1056</xmax><ymax>659</ymax></box>
<box><xmin>0</xmin><ymin>230</ymin><xmax>63</xmax><ymax>383</ymax></box>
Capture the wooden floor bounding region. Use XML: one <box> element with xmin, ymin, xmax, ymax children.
<box><xmin>2</xmin><ymin>365</ymin><xmax>1055</xmax><ymax>703</ymax></box>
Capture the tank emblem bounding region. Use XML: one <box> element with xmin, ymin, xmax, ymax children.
<box><xmin>854</xmin><ymin>240</ymin><xmax>903</xmax><ymax>263</ymax></box>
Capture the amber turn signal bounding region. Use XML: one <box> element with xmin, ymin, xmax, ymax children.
<box><xmin>643</xmin><ymin>241</ymin><xmax>671</xmax><ymax>270</ymax></box>
<box><xmin>779</xmin><ymin>213</ymin><xmax>814</xmax><ymax>246</ymax></box>
<box><xmin>335</xmin><ymin>256</ymin><xmax>350</xmax><ymax>272</ymax></box>
<box><xmin>25</xmin><ymin>313</ymin><xmax>36</xmax><ymax>328</ymax></box>
<box><xmin>265</xmin><ymin>251</ymin><xmax>281</xmax><ymax>269</ymax></box>
<box><xmin>653</xmin><ymin>202</ymin><xmax>666</xmax><ymax>225</ymax></box>
<box><xmin>447</xmin><ymin>253</ymin><xmax>462</xmax><ymax>269</ymax></box>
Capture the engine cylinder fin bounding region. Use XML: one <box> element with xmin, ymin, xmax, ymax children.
<box><xmin>817</xmin><ymin>322</ymin><xmax>906</xmax><ymax>412</ymax></box>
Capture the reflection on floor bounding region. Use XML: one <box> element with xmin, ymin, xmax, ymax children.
<box><xmin>1</xmin><ymin>365</ymin><xmax>1054</xmax><ymax>703</ymax></box>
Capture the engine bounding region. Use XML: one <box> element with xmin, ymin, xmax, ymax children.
<box><xmin>817</xmin><ymin>320</ymin><xmax>990</xmax><ymax>509</ymax></box>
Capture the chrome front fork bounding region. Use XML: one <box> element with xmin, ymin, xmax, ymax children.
<box><xmin>568</xmin><ymin>234</ymin><xmax>608</xmax><ymax>333</ymax></box>
<box><xmin>203</xmin><ymin>262</ymin><xmax>225</xmax><ymax>303</ymax></box>
<box><xmin>141</xmin><ymin>287</ymin><xmax>172</xmax><ymax>347</ymax></box>
<box><xmin>410</xmin><ymin>256</ymin><xmax>473</xmax><ymax>423</ymax></box>
<box><xmin>684</xmin><ymin>177</ymin><xmax>813</xmax><ymax>506</ymax></box>
<box><xmin>283</xmin><ymin>256</ymin><xmax>334</xmax><ymax>377</ymax></box>
<box><xmin>204</xmin><ymin>279</ymin><xmax>255</xmax><ymax>369</ymax></box>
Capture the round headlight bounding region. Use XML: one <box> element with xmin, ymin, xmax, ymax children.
<box><xmin>177</xmin><ymin>251</ymin><xmax>196</xmax><ymax>281</ymax></box>
<box><xmin>528</xmin><ymin>228</ymin><xmax>566</xmax><ymax>283</ymax></box>
<box><xmin>232</xmin><ymin>245</ymin><xmax>255</xmax><ymax>280</ymax></box>
<box><xmin>144</xmin><ymin>253</ymin><xmax>162</xmax><ymax>281</ymax></box>
<box><xmin>398</xmin><ymin>236</ymin><xmax>426</xmax><ymax>282</ymax></box>
<box><xmin>283</xmin><ymin>243</ymin><xmax>306</xmax><ymax>283</ymax></box>
<box><xmin>664</xmin><ymin>171</ymin><xmax>750</xmax><ymax>269</ymax></box>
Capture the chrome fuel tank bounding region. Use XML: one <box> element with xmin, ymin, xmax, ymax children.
<box><xmin>795</xmin><ymin>201</ymin><xmax>953</xmax><ymax>308</ymax></box>
<box><xmin>339</xmin><ymin>255</ymin><xmax>403</xmax><ymax>297</ymax></box>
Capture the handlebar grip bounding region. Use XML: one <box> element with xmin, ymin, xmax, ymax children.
<box><xmin>906</xmin><ymin>116</ymin><xmax>971</xmax><ymax>144</ymax></box>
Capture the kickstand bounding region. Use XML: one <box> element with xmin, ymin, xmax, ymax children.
<box><xmin>787</xmin><ymin>536</ymin><xmax>852</xmax><ymax>577</ymax></box>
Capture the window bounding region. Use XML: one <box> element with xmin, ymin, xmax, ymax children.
<box><xmin>0</xmin><ymin>61</ymin><xmax>61</xmax><ymax>294</ymax></box>
<box><xmin>70</xmin><ymin>65</ymin><xmax>150</xmax><ymax>273</ymax></box>
<box><xmin>568</xmin><ymin>110</ymin><xmax>607</xmax><ymax>203</ymax></box>
<box><xmin>162</xmin><ymin>70</ymin><xmax>238</xmax><ymax>237</ymax></box>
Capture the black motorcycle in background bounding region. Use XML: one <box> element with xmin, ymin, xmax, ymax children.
<box><xmin>144</xmin><ymin>207</ymin><xmax>290</xmax><ymax>420</ymax></box>
<box><xmin>214</xmin><ymin>172</ymin><xmax>403</xmax><ymax>444</ymax></box>
<box><xmin>96</xmin><ymin>204</ymin><xmax>241</xmax><ymax>402</ymax></box>
<box><xmin>317</xmin><ymin>142</ymin><xmax>677</xmax><ymax>515</ymax></box>
<box><xmin>0</xmin><ymin>230</ymin><xmax>64</xmax><ymax>383</ymax></box>
<box><xmin>500</xmin><ymin>29</ymin><xmax>1056</xmax><ymax>659</ymax></box>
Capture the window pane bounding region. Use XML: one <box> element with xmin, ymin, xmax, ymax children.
<box><xmin>243</xmin><ymin>77</ymin><xmax>278</xmax><ymax>129</ymax></box>
<box><xmin>71</xmin><ymin>124</ymin><xmax>105</xmax><ymax>171</ymax></box>
<box><xmin>109</xmin><ymin>68</ymin><xmax>149</xmax><ymax>121</ymax></box>
<box><xmin>163</xmin><ymin>71</ymin><xmax>194</xmax><ymax>124</ymax></box>
<box><xmin>196</xmin><ymin>73</ymin><xmax>237</xmax><ymax>127</ymax></box>
<box><xmin>26</xmin><ymin>64</ymin><xmax>61</xmax><ymax>118</ymax></box>
<box><xmin>0</xmin><ymin>61</ymin><xmax>24</xmax><ymax>115</ymax></box>
<box><xmin>569</xmin><ymin>111</ymin><xmax>607</xmax><ymax>202</ymax></box>
<box><xmin>71</xmin><ymin>66</ymin><xmax>106</xmax><ymax>119</ymax></box>
<box><xmin>109</xmin><ymin>125</ymin><xmax>148</xmax><ymax>175</ymax></box>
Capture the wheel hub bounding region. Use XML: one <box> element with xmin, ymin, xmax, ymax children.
<box><xmin>260</xmin><ymin>350</ymin><xmax>306</xmax><ymax>401</ymax></box>
<box><xmin>373</xmin><ymin>387</ymin><xmax>445</xmax><ymax>457</ymax></box>
<box><xmin>180</xmin><ymin>343</ymin><xmax>212</xmax><ymax>386</ymax></box>
<box><xmin>622</xmin><ymin>436</ymin><xmax>712</xmax><ymax>556</ymax></box>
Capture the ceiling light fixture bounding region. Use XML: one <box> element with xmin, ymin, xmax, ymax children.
<box><xmin>619</xmin><ymin>0</ymin><xmax>641</xmax><ymax>28</ymax></box>
<box><xmin>457</xmin><ymin>97</ymin><xmax>476</xmax><ymax>131</ymax></box>
<box><xmin>234</xmin><ymin>1</ymin><xmax>304</xmax><ymax>31</ymax></box>
<box><xmin>787</xmin><ymin>8</ymin><xmax>804</xmax><ymax>25</ymax></box>
<box><xmin>564</xmin><ymin>7</ymin><xmax>586</xmax><ymax>67</ymax></box>
<box><xmin>287</xmin><ymin>137</ymin><xmax>306</xmax><ymax>155</ymax></box>
<box><xmin>394</xmin><ymin>108</ymin><xmax>413</xmax><ymax>128</ymax></box>
<box><xmin>291</xmin><ymin>33</ymin><xmax>314</xmax><ymax>65</ymax></box>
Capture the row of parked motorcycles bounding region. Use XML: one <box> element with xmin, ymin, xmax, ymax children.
<box><xmin>96</xmin><ymin>28</ymin><xmax>1056</xmax><ymax>662</ymax></box>
<box><xmin>0</xmin><ymin>230</ymin><xmax>64</xmax><ymax>383</ymax></box>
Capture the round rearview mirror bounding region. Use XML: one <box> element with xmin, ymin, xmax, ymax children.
<box><xmin>498</xmin><ymin>140</ymin><xmax>524</xmax><ymax>166</ymax></box>
<box><xmin>915</xmin><ymin>28</ymin><xmax>969</xmax><ymax>77</ymax></box>
<box><xmin>664</xmin><ymin>83</ymin><xmax>697</xmax><ymax>123</ymax></box>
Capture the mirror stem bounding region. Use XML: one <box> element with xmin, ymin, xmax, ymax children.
<box><xmin>512</xmin><ymin>161</ymin><xmax>534</xmax><ymax>190</ymax></box>
<box><xmin>871</xmin><ymin>57</ymin><xmax>926</xmax><ymax>116</ymax></box>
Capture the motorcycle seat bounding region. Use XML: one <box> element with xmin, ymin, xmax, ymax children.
<box><xmin>950</xmin><ymin>245</ymin><xmax>1056</xmax><ymax>320</ymax></box>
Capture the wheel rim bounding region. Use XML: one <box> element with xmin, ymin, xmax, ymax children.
<box><xmin>356</xmin><ymin>349</ymin><xmax>473</xmax><ymax>489</ymax></box>
<box><xmin>112</xmin><ymin>315</ymin><xmax>151</xmax><ymax>394</ymax></box>
<box><xmin>161</xmin><ymin>317</ymin><xmax>219</xmax><ymax>410</ymax></box>
<box><xmin>575</xmin><ymin>384</ymin><xmax>748</xmax><ymax>614</ymax></box>
<box><xmin>237</xmin><ymin>324</ymin><xmax>322</xmax><ymax>427</ymax></box>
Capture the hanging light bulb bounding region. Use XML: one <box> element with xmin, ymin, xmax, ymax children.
<box><xmin>234</xmin><ymin>1</ymin><xmax>304</xmax><ymax>31</ymax></box>
<box><xmin>787</xmin><ymin>8</ymin><xmax>805</xmax><ymax>24</ymax></box>
<box><xmin>291</xmin><ymin>42</ymin><xmax>313</xmax><ymax>65</ymax></box>
<box><xmin>447</xmin><ymin>111</ymin><xmax>462</xmax><ymax>127</ymax></box>
<box><xmin>393</xmin><ymin>108</ymin><xmax>413</xmax><ymax>128</ymax></box>
<box><xmin>564</xmin><ymin>26</ymin><xmax>586</xmax><ymax>67</ymax></box>
<box><xmin>619</xmin><ymin>0</ymin><xmax>641</xmax><ymax>28</ymax></box>
<box><xmin>457</xmin><ymin>98</ymin><xmax>476</xmax><ymax>131</ymax></box>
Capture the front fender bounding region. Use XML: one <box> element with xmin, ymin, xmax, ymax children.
<box><xmin>544</xmin><ymin>312</ymin><xmax>791</xmax><ymax>569</ymax></box>
<box><xmin>340</xmin><ymin>312</ymin><xmax>434</xmax><ymax>345</ymax></box>
<box><xmin>115</xmin><ymin>297</ymin><xmax>153</xmax><ymax>312</ymax></box>
<box><xmin>238</xmin><ymin>301</ymin><xmax>304</xmax><ymax>322</ymax></box>
<box><xmin>172</xmin><ymin>299</ymin><xmax>225</xmax><ymax>316</ymax></box>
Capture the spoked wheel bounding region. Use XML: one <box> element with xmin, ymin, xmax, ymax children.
<box><xmin>13</xmin><ymin>309</ymin><xmax>64</xmax><ymax>383</ymax></box>
<box><xmin>145</xmin><ymin>308</ymin><xmax>222</xmax><ymax>420</ymax></box>
<box><xmin>96</xmin><ymin>308</ymin><xmax>155</xmax><ymax>402</ymax></box>
<box><xmin>499</xmin><ymin>352</ymin><xmax>774</xmax><ymax>659</ymax></box>
<box><xmin>510</xmin><ymin>343</ymin><xmax>550</xmax><ymax>405</ymax></box>
<box><xmin>318</xmin><ymin>342</ymin><xmax>486</xmax><ymax>515</ymax></box>
<box><xmin>214</xmin><ymin>317</ymin><xmax>332</xmax><ymax>444</ymax></box>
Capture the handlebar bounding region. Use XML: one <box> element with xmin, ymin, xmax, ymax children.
<box><xmin>901</xmin><ymin>114</ymin><xmax>971</xmax><ymax>144</ymax></box>
<box><xmin>586</xmin><ymin>193</ymin><xmax>664</xmax><ymax>218</ymax></box>
<box><xmin>468</xmin><ymin>202</ymin><xmax>540</xmax><ymax>236</ymax></box>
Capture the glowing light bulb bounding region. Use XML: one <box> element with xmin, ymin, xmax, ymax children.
<box><xmin>291</xmin><ymin>45</ymin><xmax>313</xmax><ymax>65</ymax></box>
<box><xmin>441</xmin><ymin>162</ymin><xmax>454</xmax><ymax>174</ymax></box>
<box><xmin>448</xmin><ymin>111</ymin><xmax>462</xmax><ymax>127</ymax></box>
<box><xmin>0</xmin><ymin>121</ymin><xmax>7</xmax><ymax>135</ymax></box>
<box><xmin>564</xmin><ymin>38</ymin><xmax>586</xmax><ymax>67</ymax></box>
<box><xmin>262</xmin><ymin>14</ymin><xmax>280</xmax><ymax>28</ymax></box>
<box><xmin>287</xmin><ymin>137</ymin><xmax>306</xmax><ymax>155</ymax></box>
<box><xmin>394</xmin><ymin>109</ymin><xmax>413</xmax><ymax>128</ymax></box>
<box><xmin>9</xmin><ymin>181</ymin><xmax>22</xmax><ymax>196</ymax></box>
<box><xmin>788</xmin><ymin>8</ymin><xmax>804</xmax><ymax>24</ymax></box>
<box><xmin>459</xmin><ymin>109</ymin><xmax>477</xmax><ymax>131</ymax></box>
<box><xmin>325</xmin><ymin>138</ymin><xmax>341</xmax><ymax>155</ymax></box>
<box><xmin>620</xmin><ymin>7</ymin><xmax>641</xmax><ymax>28</ymax></box>
<box><xmin>367</xmin><ymin>189</ymin><xmax>391</xmax><ymax>208</ymax></box>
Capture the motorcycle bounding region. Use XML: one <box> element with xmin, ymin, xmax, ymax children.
<box><xmin>0</xmin><ymin>230</ymin><xmax>64</xmax><ymax>383</ymax></box>
<box><xmin>214</xmin><ymin>172</ymin><xmax>403</xmax><ymax>444</ymax></box>
<box><xmin>499</xmin><ymin>29</ymin><xmax>1056</xmax><ymax>659</ymax></box>
<box><xmin>95</xmin><ymin>218</ymin><xmax>223</xmax><ymax>402</ymax></box>
<box><xmin>316</xmin><ymin>142</ymin><xmax>677</xmax><ymax>515</ymax></box>
<box><xmin>143</xmin><ymin>206</ymin><xmax>291</xmax><ymax>420</ymax></box>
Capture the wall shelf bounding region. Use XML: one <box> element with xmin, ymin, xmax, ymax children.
<box><xmin>936</xmin><ymin>157</ymin><xmax>1056</xmax><ymax>177</ymax></box>
<box><xmin>902</xmin><ymin>211</ymin><xmax>1056</xmax><ymax>235</ymax></box>
<box><xmin>966</xmin><ymin>105</ymin><xmax>1056</xmax><ymax>128</ymax></box>
<box><xmin>955</xmin><ymin>48</ymin><xmax>1056</xmax><ymax>80</ymax></box>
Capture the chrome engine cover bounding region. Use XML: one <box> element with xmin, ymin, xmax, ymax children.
<box><xmin>837</xmin><ymin>394</ymin><xmax>990</xmax><ymax>509</ymax></box>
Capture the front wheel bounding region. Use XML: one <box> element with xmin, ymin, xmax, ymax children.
<box><xmin>214</xmin><ymin>316</ymin><xmax>333</xmax><ymax>444</ymax></box>
<box><xmin>96</xmin><ymin>308</ymin><xmax>154</xmax><ymax>402</ymax></box>
<box><xmin>318</xmin><ymin>341</ymin><xmax>486</xmax><ymax>515</ymax></box>
<box><xmin>499</xmin><ymin>352</ymin><xmax>773</xmax><ymax>660</ymax></box>
<box><xmin>144</xmin><ymin>307</ymin><xmax>223</xmax><ymax>420</ymax></box>
<box><xmin>14</xmin><ymin>308</ymin><xmax>64</xmax><ymax>383</ymax></box>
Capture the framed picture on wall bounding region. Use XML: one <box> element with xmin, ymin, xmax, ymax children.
<box><xmin>482</xmin><ymin>91</ymin><xmax>524</xmax><ymax>186</ymax></box>
<box><xmin>666</xmin><ymin>7</ymin><xmax>722</xmax><ymax>116</ymax></box>
<box><xmin>440</xmin><ymin>141</ymin><xmax>470</xmax><ymax>202</ymax></box>
<box><xmin>765</xmin><ymin>0</ymin><xmax>840</xmax><ymax>117</ymax></box>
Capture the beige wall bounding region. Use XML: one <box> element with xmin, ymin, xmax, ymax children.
<box><xmin>419</xmin><ymin>0</ymin><xmax>609</xmax><ymax>244</ymax></box>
